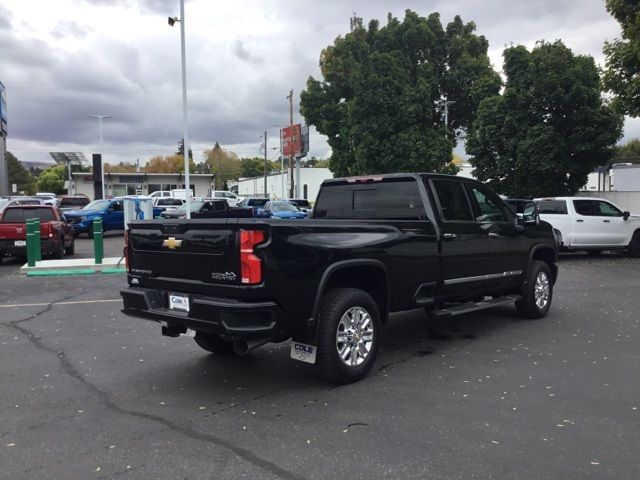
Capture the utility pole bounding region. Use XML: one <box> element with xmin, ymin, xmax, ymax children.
<box><xmin>263</xmin><ymin>130</ymin><xmax>268</xmax><ymax>198</ymax></box>
<box><xmin>217</xmin><ymin>143</ymin><xmax>222</xmax><ymax>190</ymax></box>
<box><xmin>168</xmin><ymin>1</ymin><xmax>191</xmax><ymax>217</ymax></box>
<box><xmin>287</xmin><ymin>89</ymin><xmax>294</xmax><ymax>199</ymax></box>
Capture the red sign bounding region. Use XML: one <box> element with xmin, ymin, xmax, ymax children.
<box><xmin>280</xmin><ymin>124</ymin><xmax>302</xmax><ymax>156</ymax></box>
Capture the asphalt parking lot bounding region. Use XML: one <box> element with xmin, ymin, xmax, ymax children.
<box><xmin>1</xmin><ymin>253</ymin><xmax>639</xmax><ymax>479</ymax></box>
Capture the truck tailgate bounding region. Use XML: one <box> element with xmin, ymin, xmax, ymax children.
<box><xmin>128</xmin><ymin>219</ymin><xmax>243</xmax><ymax>285</ymax></box>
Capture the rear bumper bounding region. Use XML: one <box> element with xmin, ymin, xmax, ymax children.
<box><xmin>0</xmin><ymin>239</ymin><xmax>57</xmax><ymax>256</ymax></box>
<box><xmin>120</xmin><ymin>286</ymin><xmax>284</xmax><ymax>339</ymax></box>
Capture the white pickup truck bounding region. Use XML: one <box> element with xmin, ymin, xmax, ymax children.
<box><xmin>535</xmin><ymin>197</ymin><xmax>640</xmax><ymax>256</ymax></box>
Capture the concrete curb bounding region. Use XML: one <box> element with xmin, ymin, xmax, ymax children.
<box><xmin>21</xmin><ymin>256</ymin><xmax>126</xmax><ymax>276</ymax></box>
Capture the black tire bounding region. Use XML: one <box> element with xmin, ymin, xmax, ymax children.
<box><xmin>64</xmin><ymin>236</ymin><xmax>75</xmax><ymax>255</ymax></box>
<box><xmin>516</xmin><ymin>260</ymin><xmax>553</xmax><ymax>319</ymax></box>
<box><xmin>0</xmin><ymin>250</ymin><xmax>4</xmax><ymax>265</ymax></box>
<box><xmin>628</xmin><ymin>230</ymin><xmax>640</xmax><ymax>258</ymax></box>
<box><xmin>87</xmin><ymin>226</ymin><xmax>94</xmax><ymax>239</ymax></box>
<box><xmin>316</xmin><ymin>288</ymin><xmax>381</xmax><ymax>384</ymax></box>
<box><xmin>194</xmin><ymin>332</ymin><xmax>237</xmax><ymax>355</ymax></box>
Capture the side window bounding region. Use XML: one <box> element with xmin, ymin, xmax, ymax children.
<box><xmin>112</xmin><ymin>201</ymin><xmax>123</xmax><ymax>212</ymax></box>
<box><xmin>594</xmin><ymin>201</ymin><xmax>622</xmax><ymax>217</ymax></box>
<box><xmin>431</xmin><ymin>180</ymin><xmax>474</xmax><ymax>221</ymax></box>
<box><xmin>573</xmin><ymin>200</ymin><xmax>595</xmax><ymax>216</ymax></box>
<box><xmin>466</xmin><ymin>184</ymin><xmax>509</xmax><ymax>222</ymax></box>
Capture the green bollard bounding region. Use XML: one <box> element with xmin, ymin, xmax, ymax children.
<box><xmin>93</xmin><ymin>217</ymin><xmax>103</xmax><ymax>264</ymax></box>
<box><xmin>26</xmin><ymin>219</ymin><xmax>35</xmax><ymax>267</ymax></box>
<box><xmin>33</xmin><ymin>218</ymin><xmax>41</xmax><ymax>262</ymax></box>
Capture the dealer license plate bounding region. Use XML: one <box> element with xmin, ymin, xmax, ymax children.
<box><xmin>290</xmin><ymin>342</ymin><xmax>316</xmax><ymax>364</ymax></box>
<box><xmin>14</xmin><ymin>240</ymin><xmax>26</xmax><ymax>246</ymax></box>
<box><xmin>168</xmin><ymin>294</ymin><xmax>189</xmax><ymax>312</ymax></box>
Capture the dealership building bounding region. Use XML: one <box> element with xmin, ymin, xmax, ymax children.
<box><xmin>236</xmin><ymin>167</ymin><xmax>333</xmax><ymax>201</ymax></box>
<box><xmin>70</xmin><ymin>172</ymin><xmax>216</xmax><ymax>199</ymax></box>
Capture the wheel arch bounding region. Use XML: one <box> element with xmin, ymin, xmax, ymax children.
<box><xmin>528</xmin><ymin>244</ymin><xmax>558</xmax><ymax>284</ymax></box>
<box><xmin>311</xmin><ymin>259</ymin><xmax>390</xmax><ymax>325</ymax></box>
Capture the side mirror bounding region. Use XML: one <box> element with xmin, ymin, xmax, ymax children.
<box><xmin>517</xmin><ymin>201</ymin><xmax>539</xmax><ymax>226</ymax></box>
<box><xmin>623</xmin><ymin>211</ymin><xmax>630</xmax><ymax>221</ymax></box>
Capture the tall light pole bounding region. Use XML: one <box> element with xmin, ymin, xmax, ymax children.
<box><xmin>169</xmin><ymin>0</ymin><xmax>191</xmax><ymax>218</ymax></box>
<box><xmin>89</xmin><ymin>114</ymin><xmax>111</xmax><ymax>199</ymax></box>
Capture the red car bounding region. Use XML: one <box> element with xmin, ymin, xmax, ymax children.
<box><xmin>0</xmin><ymin>205</ymin><xmax>75</xmax><ymax>263</ymax></box>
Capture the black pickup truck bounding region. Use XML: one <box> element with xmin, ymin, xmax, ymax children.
<box><xmin>121</xmin><ymin>173</ymin><xmax>558</xmax><ymax>383</ymax></box>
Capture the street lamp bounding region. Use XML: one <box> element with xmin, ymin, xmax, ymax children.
<box><xmin>89</xmin><ymin>114</ymin><xmax>111</xmax><ymax>199</ymax></box>
<box><xmin>168</xmin><ymin>1</ymin><xmax>191</xmax><ymax>218</ymax></box>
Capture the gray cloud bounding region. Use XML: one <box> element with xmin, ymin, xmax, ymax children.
<box><xmin>232</xmin><ymin>39</ymin><xmax>263</xmax><ymax>64</ymax></box>
<box><xmin>0</xmin><ymin>3</ymin><xmax>12</xmax><ymax>30</ymax></box>
<box><xmin>51</xmin><ymin>21</ymin><xmax>93</xmax><ymax>40</ymax></box>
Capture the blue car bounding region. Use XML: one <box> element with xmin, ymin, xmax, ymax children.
<box><xmin>64</xmin><ymin>198</ymin><xmax>126</xmax><ymax>237</ymax></box>
<box><xmin>259</xmin><ymin>200</ymin><xmax>307</xmax><ymax>219</ymax></box>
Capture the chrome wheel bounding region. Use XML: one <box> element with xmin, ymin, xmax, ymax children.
<box><xmin>534</xmin><ymin>271</ymin><xmax>550</xmax><ymax>309</ymax></box>
<box><xmin>335</xmin><ymin>306</ymin><xmax>374</xmax><ymax>367</ymax></box>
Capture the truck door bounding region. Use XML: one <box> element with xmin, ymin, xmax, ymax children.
<box><xmin>429</xmin><ymin>178</ymin><xmax>489</xmax><ymax>293</ymax></box>
<box><xmin>106</xmin><ymin>200</ymin><xmax>124</xmax><ymax>230</ymax></box>
<box><xmin>572</xmin><ymin>200</ymin><xmax>605</xmax><ymax>246</ymax></box>
<box><xmin>592</xmin><ymin>200</ymin><xmax>628</xmax><ymax>246</ymax></box>
<box><xmin>464</xmin><ymin>182</ymin><xmax>525</xmax><ymax>287</ymax></box>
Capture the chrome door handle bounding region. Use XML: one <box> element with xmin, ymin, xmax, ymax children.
<box><xmin>443</xmin><ymin>233</ymin><xmax>457</xmax><ymax>240</ymax></box>
<box><xmin>603</xmin><ymin>220</ymin><xmax>610</xmax><ymax>223</ymax></box>
<box><xmin>576</xmin><ymin>219</ymin><xmax>584</xmax><ymax>223</ymax></box>
<box><xmin>488</xmin><ymin>232</ymin><xmax>500</xmax><ymax>238</ymax></box>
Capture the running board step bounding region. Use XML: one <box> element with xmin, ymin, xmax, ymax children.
<box><xmin>432</xmin><ymin>295</ymin><xmax>522</xmax><ymax>318</ymax></box>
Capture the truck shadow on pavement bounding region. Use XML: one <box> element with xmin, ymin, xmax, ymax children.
<box><xmin>131</xmin><ymin>306</ymin><xmax>526</xmax><ymax>395</ymax></box>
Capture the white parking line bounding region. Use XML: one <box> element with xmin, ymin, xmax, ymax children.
<box><xmin>0</xmin><ymin>299</ymin><xmax>121</xmax><ymax>308</ymax></box>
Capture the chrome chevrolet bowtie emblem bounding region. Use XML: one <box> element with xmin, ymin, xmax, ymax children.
<box><xmin>162</xmin><ymin>237</ymin><xmax>182</xmax><ymax>249</ymax></box>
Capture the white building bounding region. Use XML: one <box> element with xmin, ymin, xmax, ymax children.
<box><xmin>71</xmin><ymin>172</ymin><xmax>216</xmax><ymax>200</ymax></box>
<box><xmin>237</xmin><ymin>167</ymin><xmax>333</xmax><ymax>201</ymax></box>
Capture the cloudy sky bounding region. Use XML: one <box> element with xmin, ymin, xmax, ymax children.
<box><xmin>0</xmin><ymin>0</ymin><xmax>637</xmax><ymax>166</ymax></box>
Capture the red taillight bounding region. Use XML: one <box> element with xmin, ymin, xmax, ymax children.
<box><xmin>124</xmin><ymin>229</ymin><xmax>130</xmax><ymax>271</ymax></box>
<box><xmin>240</xmin><ymin>229</ymin><xmax>265</xmax><ymax>285</ymax></box>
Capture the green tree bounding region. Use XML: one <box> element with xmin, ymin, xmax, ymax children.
<box><xmin>142</xmin><ymin>155</ymin><xmax>196</xmax><ymax>174</ymax></box>
<box><xmin>468</xmin><ymin>41</ymin><xmax>623</xmax><ymax>198</ymax></box>
<box><xmin>104</xmin><ymin>162</ymin><xmax>138</xmax><ymax>173</ymax></box>
<box><xmin>603</xmin><ymin>0</ymin><xmax>640</xmax><ymax>116</ymax></box>
<box><xmin>36</xmin><ymin>165</ymin><xmax>66</xmax><ymax>195</ymax></box>
<box><xmin>176</xmin><ymin>138</ymin><xmax>193</xmax><ymax>160</ymax></box>
<box><xmin>300</xmin><ymin>10</ymin><xmax>500</xmax><ymax>177</ymax></box>
<box><xmin>6</xmin><ymin>151</ymin><xmax>36</xmax><ymax>194</ymax></box>
<box><xmin>240</xmin><ymin>157</ymin><xmax>266</xmax><ymax>178</ymax></box>
<box><xmin>203</xmin><ymin>143</ymin><xmax>241</xmax><ymax>189</ymax></box>
<box><xmin>613</xmin><ymin>138</ymin><xmax>640</xmax><ymax>164</ymax></box>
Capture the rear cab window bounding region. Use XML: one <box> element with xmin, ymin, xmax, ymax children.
<box><xmin>314</xmin><ymin>178</ymin><xmax>426</xmax><ymax>220</ymax></box>
<box><xmin>537</xmin><ymin>200</ymin><xmax>568</xmax><ymax>214</ymax></box>
<box><xmin>2</xmin><ymin>207</ymin><xmax>56</xmax><ymax>223</ymax></box>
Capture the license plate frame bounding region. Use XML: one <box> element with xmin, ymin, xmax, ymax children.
<box><xmin>168</xmin><ymin>293</ymin><xmax>190</xmax><ymax>313</ymax></box>
<box><xmin>14</xmin><ymin>240</ymin><xmax>26</xmax><ymax>247</ymax></box>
